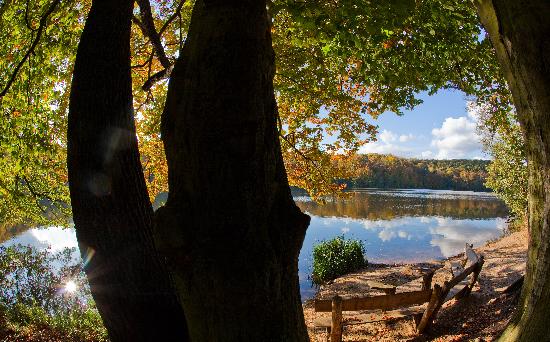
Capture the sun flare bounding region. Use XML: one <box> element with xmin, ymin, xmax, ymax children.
<box><xmin>65</xmin><ymin>280</ymin><xmax>78</xmax><ymax>293</ymax></box>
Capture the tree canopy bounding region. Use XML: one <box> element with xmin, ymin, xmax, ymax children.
<box><xmin>475</xmin><ymin>101</ymin><xmax>527</xmax><ymax>220</ymax></box>
<box><xmin>0</xmin><ymin>0</ymin><xmax>83</xmax><ymax>226</ymax></box>
<box><xmin>0</xmin><ymin>0</ymin><xmax>507</xmax><ymax>222</ymax></box>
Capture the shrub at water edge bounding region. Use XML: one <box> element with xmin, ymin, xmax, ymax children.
<box><xmin>312</xmin><ymin>236</ymin><xmax>367</xmax><ymax>285</ymax></box>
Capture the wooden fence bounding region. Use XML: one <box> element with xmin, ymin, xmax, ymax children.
<box><xmin>314</xmin><ymin>253</ymin><xmax>484</xmax><ymax>342</ymax></box>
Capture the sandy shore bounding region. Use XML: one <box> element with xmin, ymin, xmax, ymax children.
<box><xmin>303</xmin><ymin>229</ymin><xmax>528</xmax><ymax>341</ymax></box>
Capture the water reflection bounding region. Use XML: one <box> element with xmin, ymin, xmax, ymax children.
<box><xmin>2</xmin><ymin>226</ymin><xmax>78</xmax><ymax>252</ymax></box>
<box><xmin>429</xmin><ymin>217</ymin><xmax>506</xmax><ymax>257</ymax></box>
<box><xmin>0</xmin><ymin>224</ymin><xmax>28</xmax><ymax>244</ymax></box>
<box><xmin>297</xmin><ymin>189</ymin><xmax>508</xmax><ymax>220</ymax></box>
<box><xmin>296</xmin><ymin>189</ymin><xmax>507</xmax><ymax>299</ymax></box>
<box><xmin>1</xmin><ymin>189</ymin><xmax>508</xmax><ymax>301</ymax></box>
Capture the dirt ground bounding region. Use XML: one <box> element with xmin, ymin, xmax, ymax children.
<box><xmin>303</xmin><ymin>229</ymin><xmax>528</xmax><ymax>341</ymax></box>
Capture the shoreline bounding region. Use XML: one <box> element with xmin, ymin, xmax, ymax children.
<box><xmin>303</xmin><ymin>228</ymin><xmax>528</xmax><ymax>341</ymax></box>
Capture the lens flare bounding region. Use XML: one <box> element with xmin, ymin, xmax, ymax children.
<box><xmin>82</xmin><ymin>247</ymin><xmax>96</xmax><ymax>268</ymax></box>
<box><xmin>65</xmin><ymin>280</ymin><xmax>78</xmax><ymax>293</ymax></box>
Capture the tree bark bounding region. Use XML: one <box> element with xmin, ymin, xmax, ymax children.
<box><xmin>474</xmin><ymin>1</ymin><xmax>550</xmax><ymax>341</ymax></box>
<box><xmin>156</xmin><ymin>0</ymin><xmax>310</xmax><ymax>340</ymax></box>
<box><xmin>67</xmin><ymin>0</ymin><xmax>188</xmax><ymax>340</ymax></box>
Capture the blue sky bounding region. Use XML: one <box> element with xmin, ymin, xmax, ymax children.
<box><xmin>358</xmin><ymin>89</ymin><xmax>488</xmax><ymax>160</ymax></box>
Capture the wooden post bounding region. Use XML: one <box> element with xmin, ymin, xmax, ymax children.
<box><xmin>421</xmin><ymin>270</ymin><xmax>435</xmax><ymax>291</ymax></box>
<box><xmin>426</xmin><ymin>281</ymin><xmax>452</xmax><ymax>331</ymax></box>
<box><xmin>412</xmin><ymin>312</ymin><xmax>423</xmax><ymax>327</ymax></box>
<box><xmin>456</xmin><ymin>257</ymin><xmax>484</xmax><ymax>299</ymax></box>
<box><xmin>468</xmin><ymin>257</ymin><xmax>484</xmax><ymax>291</ymax></box>
<box><xmin>330</xmin><ymin>295</ymin><xmax>343</xmax><ymax>342</ymax></box>
<box><xmin>417</xmin><ymin>284</ymin><xmax>441</xmax><ymax>333</ymax></box>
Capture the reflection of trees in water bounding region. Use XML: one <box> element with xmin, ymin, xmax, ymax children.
<box><xmin>296</xmin><ymin>192</ymin><xmax>508</xmax><ymax>220</ymax></box>
<box><xmin>0</xmin><ymin>223</ymin><xmax>28</xmax><ymax>244</ymax></box>
<box><xmin>2</xmin><ymin>192</ymin><xmax>507</xmax><ymax>243</ymax></box>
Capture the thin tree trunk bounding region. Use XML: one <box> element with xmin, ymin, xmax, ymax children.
<box><xmin>156</xmin><ymin>0</ymin><xmax>310</xmax><ymax>340</ymax></box>
<box><xmin>67</xmin><ymin>0</ymin><xmax>188</xmax><ymax>340</ymax></box>
<box><xmin>475</xmin><ymin>1</ymin><xmax>550</xmax><ymax>340</ymax></box>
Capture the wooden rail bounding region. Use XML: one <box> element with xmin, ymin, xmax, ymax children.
<box><xmin>315</xmin><ymin>289</ymin><xmax>432</xmax><ymax>312</ymax></box>
<box><xmin>314</xmin><ymin>250</ymin><xmax>484</xmax><ymax>341</ymax></box>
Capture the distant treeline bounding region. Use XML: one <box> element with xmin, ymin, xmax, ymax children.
<box><xmin>339</xmin><ymin>154</ymin><xmax>490</xmax><ymax>192</ymax></box>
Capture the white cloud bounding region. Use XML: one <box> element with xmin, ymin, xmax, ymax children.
<box><xmin>378</xmin><ymin>229</ymin><xmax>396</xmax><ymax>242</ymax></box>
<box><xmin>363</xmin><ymin>217</ymin><xmax>417</xmax><ymax>242</ymax></box>
<box><xmin>429</xmin><ymin>217</ymin><xmax>505</xmax><ymax>257</ymax></box>
<box><xmin>359</xmin><ymin>142</ymin><xmax>412</xmax><ymax>156</ymax></box>
<box><xmin>363</xmin><ymin>218</ymin><xmax>410</xmax><ymax>230</ymax></box>
<box><xmin>421</xmin><ymin>150</ymin><xmax>434</xmax><ymax>158</ymax></box>
<box><xmin>399</xmin><ymin>134</ymin><xmax>415</xmax><ymax>142</ymax></box>
<box><xmin>359</xmin><ymin>130</ymin><xmax>415</xmax><ymax>157</ymax></box>
<box><xmin>379</xmin><ymin>130</ymin><xmax>397</xmax><ymax>143</ymax></box>
<box><xmin>430</xmin><ymin>106</ymin><xmax>483</xmax><ymax>159</ymax></box>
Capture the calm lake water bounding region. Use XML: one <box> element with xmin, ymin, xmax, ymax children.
<box><xmin>1</xmin><ymin>189</ymin><xmax>508</xmax><ymax>301</ymax></box>
<box><xmin>295</xmin><ymin>189</ymin><xmax>508</xmax><ymax>299</ymax></box>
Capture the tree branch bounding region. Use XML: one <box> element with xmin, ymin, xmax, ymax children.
<box><xmin>135</xmin><ymin>0</ymin><xmax>186</xmax><ymax>91</ymax></box>
<box><xmin>22</xmin><ymin>175</ymin><xmax>54</xmax><ymax>202</ymax></box>
<box><xmin>279</xmin><ymin>132</ymin><xmax>319</xmax><ymax>167</ymax></box>
<box><xmin>0</xmin><ymin>0</ymin><xmax>60</xmax><ymax>99</ymax></box>
<box><xmin>131</xmin><ymin>50</ymin><xmax>155</xmax><ymax>69</ymax></box>
<box><xmin>158</xmin><ymin>0</ymin><xmax>186</xmax><ymax>36</ymax></box>
<box><xmin>25</xmin><ymin>0</ymin><xmax>38</xmax><ymax>31</ymax></box>
<box><xmin>132</xmin><ymin>15</ymin><xmax>148</xmax><ymax>37</ymax></box>
<box><xmin>136</xmin><ymin>0</ymin><xmax>171</xmax><ymax>69</ymax></box>
<box><xmin>21</xmin><ymin>175</ymin><xmax>51</xmax><ymax>215</ymax></box>
<box><xmin>142</xmin><ymin>65</ymin><xmax>173</xmax><ymax>91</ymax></box>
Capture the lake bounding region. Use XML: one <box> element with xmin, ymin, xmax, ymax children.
<box><xmin>295</xmin><ymin>189</ymin><xmax>508</xmax><ymax>299</ymax></box>
<box><xmin>1</xmin><ymin>188</ymin><xmax>508</xmax><ymax>301</ymax></box>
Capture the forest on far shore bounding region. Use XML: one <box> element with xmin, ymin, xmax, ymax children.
<box><xmin>337</xmin><ymin>153</ymin><xmax>490</xmax><ymax>192</ymax></box>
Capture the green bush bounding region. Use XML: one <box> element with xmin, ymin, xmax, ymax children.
<box><xmin>312</xmin><ymin>236</ymin><xmax>367</xmax><ymax>285</ymax></box>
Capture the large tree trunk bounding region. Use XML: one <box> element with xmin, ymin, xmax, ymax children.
<box><xmin>475</xmin><ymin>1</ymin><xmax>550</xmax><ymax>341</ymax></box>
<box><xmin>155</xmin><ymin>0</ymin><xmax>310</xmax><ymax>340</ymax></box>
<box><xmin>67</xmin><ymin>0</ymin><xmax>188</xmax><ymax>340</ymax></box>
